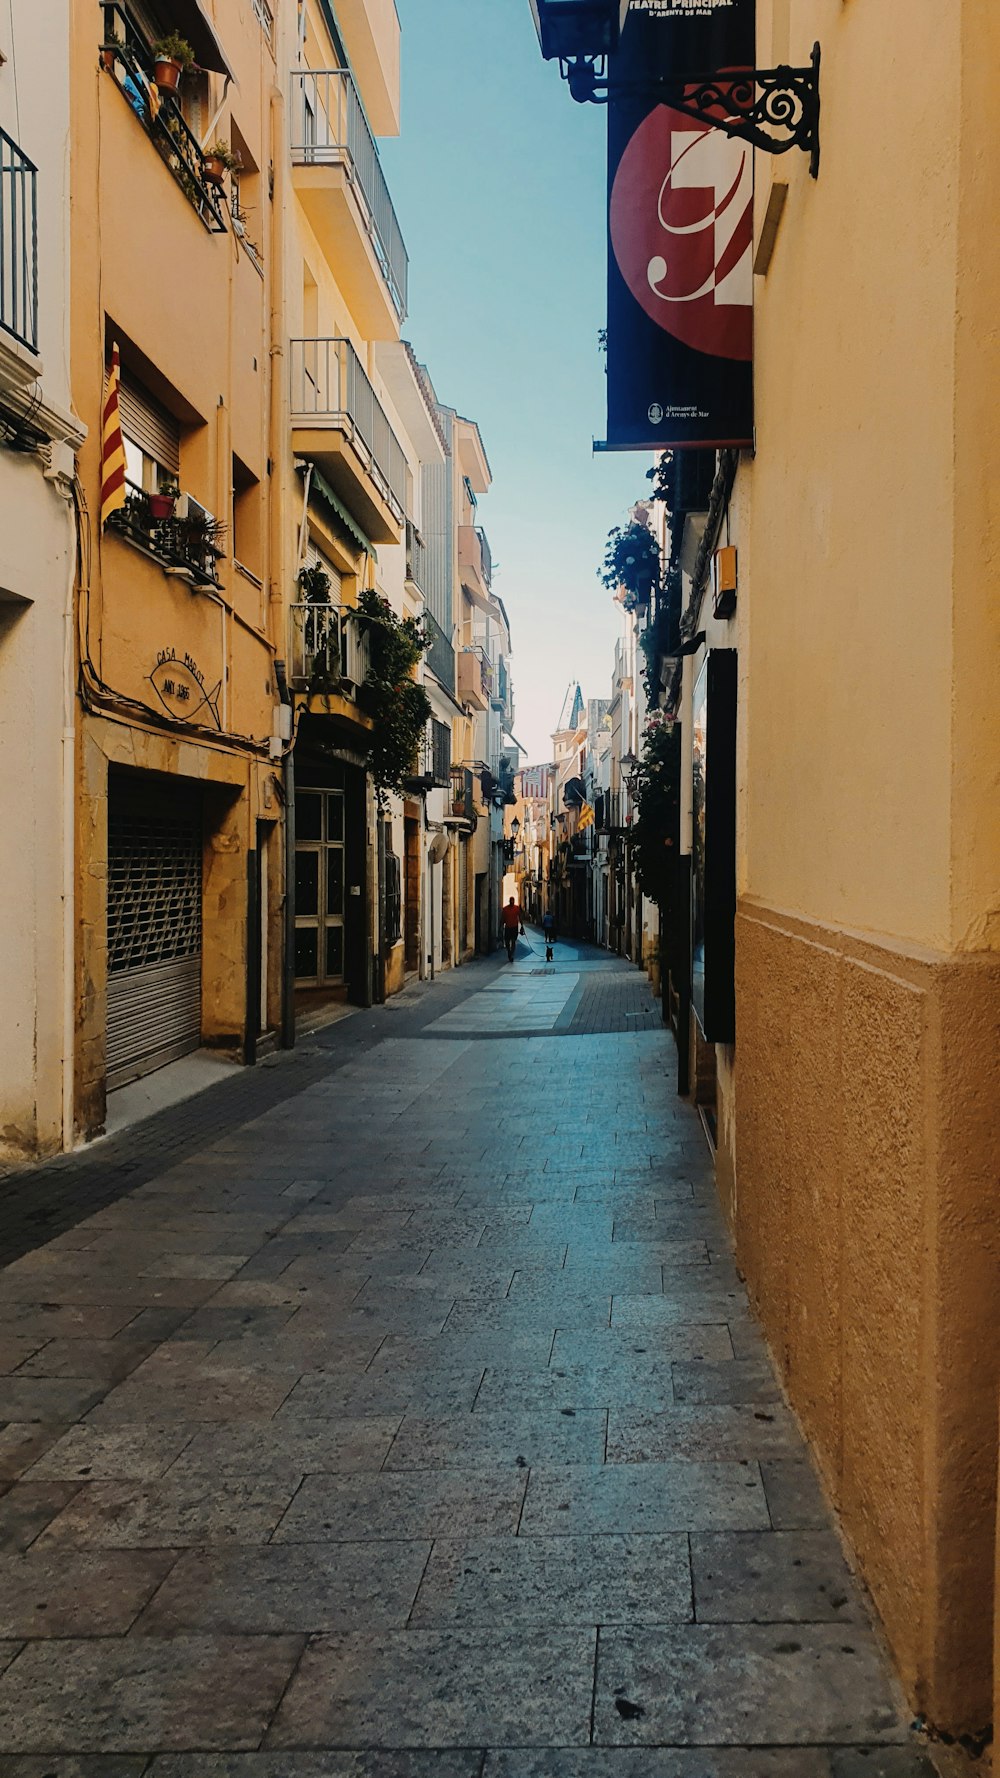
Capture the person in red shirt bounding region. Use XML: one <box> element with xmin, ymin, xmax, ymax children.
<box><xmin>500</xmin><ymin>896</ymin><xmax>524</xmax><ymax>963</ymax></box>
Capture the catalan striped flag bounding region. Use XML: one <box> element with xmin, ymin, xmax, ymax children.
<box><xmin>100</xmin><ymin>344</ymin><xmax>127</xmax><ymax>528</ymax></box>
<box><xmin>577</xmin><ymin>802</ymin><xmax>595</xmax><ymax>830</ymax></box>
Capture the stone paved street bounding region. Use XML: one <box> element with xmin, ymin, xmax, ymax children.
<box><xmin>0</xmin><ymin>935</ymin><xmax>937</xmax><ymax>1773</ymax></box>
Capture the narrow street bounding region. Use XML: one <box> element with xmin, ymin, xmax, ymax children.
<box><xmin>0</xmin><ymin>937</ymin><xmax>933</xmax><ymax>1771</ymax></box>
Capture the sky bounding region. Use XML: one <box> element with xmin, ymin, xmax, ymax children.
<box><xmin>379</xmin><ymin>0</ymin><xmax>650</xmax><ymax>765</ymax></box>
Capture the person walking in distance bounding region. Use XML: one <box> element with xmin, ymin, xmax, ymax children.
<box><xmin>501</xmin><ymin>895</ymin><xmax>524</xmax><ymax>963</ymax></box>
<box><xmin>542</xmin><ymin>908</ymin><xmax>556</xmax><ymax>962</ymax></box>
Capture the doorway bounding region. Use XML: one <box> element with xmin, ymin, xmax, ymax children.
<box><xmin>294</xmin><ymin>785</ymin><xmax>345</xmax><ymax>988</ymax></box>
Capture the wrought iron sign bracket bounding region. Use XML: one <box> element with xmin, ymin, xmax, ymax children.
<box><xmin>562</xmin><ymin>41</ymin><xmax>821</xmax><ymax>178</ymax></box>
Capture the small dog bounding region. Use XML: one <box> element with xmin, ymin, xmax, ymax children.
<box><xmin>545</xmin><ymin>942</ymin><xmax>554</xmax><ymax>962</ymax></box>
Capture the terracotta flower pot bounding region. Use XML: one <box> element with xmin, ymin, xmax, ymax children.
<box><xmin>148</xmin><ymin>493</ymin><xmax>176</xmax><ymax>521</ymax></box>
<box><xmin>154</xmin><ymin>56</ymin><xmax>183</xmax><ymax>93</ymax></box>
<box><xmin>100</xmin><ymin>47</ymin><xmax>116</xmax><ymax>72</ymax></box>
<box><xmin>202</xmin><ymin>155</ymin><xmax>226</xmax><ymax>188</ymax></box>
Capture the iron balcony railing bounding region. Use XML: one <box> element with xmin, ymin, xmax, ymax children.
<box><xmin>100</xmin><ymin>3</ymin><xmax>228</xmax><ymax>233</ymax></box>
<box><xmin>290</xmin><ymin>337</ymin><xmax>407</xmax><ymax>525</ymax></box>
<box><xmin>476</xmin><ymin>526</ymin><xmax>492</xmax><ymax>585</ymax></box>
<box><xmin>290</xmin><ymin>68</ymin><xmax>408</xmax><ymax>321</ymax></box>
<box><xmin>290</xmin><ymin>600</ymin><xmax>371</xmax><ymax>689</ymax></box>
<box><xmin>107</xmin><ymin>481</ymin><xmax>224</xmax><ymax>587</ymax></box>
<box><xmin>0</xmin><ymin>125</ymin><xmax>38</xmax><ymax>353</ymax></box>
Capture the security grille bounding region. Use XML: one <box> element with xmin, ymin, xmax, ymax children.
<box><xmin>106</xmin><ymin>780</ymin><xmax>203</xmax><ymax>1088</ymax></box>
<box><xmin>385</xmin><ymin>849</ymin><xmax>402</xmax><ymax>945</ymax></box>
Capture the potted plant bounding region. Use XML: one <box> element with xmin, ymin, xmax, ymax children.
<box><xmin>148</xmin><ymin>478</ymin><xmax>179</xmax><ymax>522</ymax></box>
<box><xmin>202</xmin><ymin>139</ymin><xmax>241</xmax><ymax>188</ymax></box>
<box><xmin>152</xmin><ymin>34</ymin><xmax>195</xmax><ymax>93</ymax></box>
<box><xmin>599</xmin><ymin>516</ymin><xmax>660</xmax><ymax>609</ymax></box>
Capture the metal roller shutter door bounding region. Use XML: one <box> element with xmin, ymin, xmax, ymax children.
<box><xmin>106</xmin><ymin>779</ymin><xmax>203</xmax><ymax>1090</ymax></box>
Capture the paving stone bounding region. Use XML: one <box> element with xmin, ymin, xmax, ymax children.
<box><xmin>483</xmin><ymin>1752</ymin><xmax>832</xmax><ymax>1776</ymax></box>
<box><xmin>411</xmin><ymin>1532</ymin><xmax>691</xmax><ymax>1627</ymax></box>
<box><xmin>0</xmin><ymin>1381</ymin><xmax>106</xmax><ymax>1423</ymax></box>
<box><xmin>376</xmin><ymin>1330</ymin><xmax>556</xmax><ymax>1370</ymax></box>
<box><xmin>0</xmin><ymin>1426</ymin><xmax>73</xmax><ymax>1484</ymax></box>
<box><xmin>25</xmin><ymin>1423</ymin><xmax>195</xmax><ymax>1482</ymax></box>
<box><xmin>762</xmin><ymin>1460</ymin><xmax>832</xmax><ymax>1530</ymax></box>
<box><xmin>13</xmin><ymin>1339</ymin><xmax>154</xmax><ymax>1383</ymax></box>
<box><xmin>0</xmin><ymin>1343</ymin><xmax>45</xmax><ymax>1376</ymax></box>
<box><xmin>167</xmin><ymin>1306</ymin><xmax>301</xmax><ymax>1342</ymax></box>
<box><xmin>0</xmin><ymin>1759</ymin><xmax>151</xmax><ymax>1776</ymax></box>
<box><xmin>594</xmin><ymin>1625</ymin><xmax>905</xmax><ymax>1745</ymax></box>
<box><xmin>0</xmin><ymin>1484</ymin><xmax>81</xmax><ymax>1551</ymax></box>
<box><xmin>828</xmin><ymin>1753</ymin><xmax>941</xmax><ymax>1777</ymax></box>
<box><xmin>136</xmin><ymin>1539</ymin><xmax>430</xmax><ymax>1634</ymax></box>
<box><xmin>607</xmin><ymin>1404</ymin><xmax>801</xmax><ymax>1464</ymax></box>
<box><xmin>671</xmin><ymin>1358</ymin><xmax>782</xmax><ymax>1405</ymax></box>
<box><xmin>266</xmin><ymin>1627</ymin><xmax>595</xmax><ymax>1748</ymax></box>
<box><xmin>691</xmin><ymin>1531</ymin><xmax>865</xmax><ymax>1624</ymax></box>
<box><xmin>478</xmin><ymin>1355</ymin><xmax>734</xmax><ymax>1413</ymax></box>
<box><xmin>0</xmin><ymin>1277</ymin><xmax>217</xmax><ymax>1309</ymax></box>
<box><xmin>277</xmin><ymin>1366</ymin><xmax>484</xmax><ymax>1417</ymax></box>
<box><xmin>551</xmin><ymin>1327</ymin><xmax>735</xmax><ymax>1368</ymax></box>
<box><xmin>612</xmin><ymin>1289</ymin><xmax>749</xmax><ymax>1328</ymax></box>
<box><xmin>169</xmin><ymin>1417</ymin><xmax>401</xmax><ymax>1480</ymax></box>
<box><xmin>36</xmin><ymin>1477</ymin><xmax>295</xmax><ymax>1547</ymax></box>
<box><xmin>0</xmin><ymin>1549</ymin><xmax>176</xmax><ymax>1636</ymax></box>
<box><xmin>0</xmin><ymin>1634</ymin><xmax>302</xmax><ymax>1752</ymax></box>
<box><xmin>521</xmin><ymin>1461</ymin><xmax>770</xmax><ymax>1535</ymax></box>
<box><xmin>273</xmin><ymin>1468</ymin><xmax>528</xmax><ymax>1541</ymax></box>
<box><xmin>148</xmin><ymin>1756</ymin><xmax>484</xmax><ymax>1777</ymax></box>
<box><xmin>443</xmin><ymin>1298</ymin><xmax>611</xmax><ymax>1340</ymax></box>
<box><xmin>86</xmin><ymin>1363</ymin><xmax>295</xmax><ymax>1424</ymax></box>
<box><xmin>385</xmin><ymin>1407</ymin><xmax>607</xmax><ymax>1469</ymax></box>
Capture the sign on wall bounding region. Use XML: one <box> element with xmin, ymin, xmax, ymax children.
<box><xmin>606</xmin><ymin>0</ymin><xmax>755</xmax><ymax>450</ymax></box>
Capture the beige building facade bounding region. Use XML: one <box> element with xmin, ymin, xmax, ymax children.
<box><xmin>638</xmin><ymin>0</ymin><xmax>1000</xmax><ymax>1736</ymax></box>
<box><xmin>0</xmin><ymin>1</ymin><xmax>86</xmax><ymax>1161</ymax></box>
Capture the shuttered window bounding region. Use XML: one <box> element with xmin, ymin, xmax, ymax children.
<box><xmin>119</xmin><ymin>374</ymin><xmax>181</xmax><ymax>476</ymax></box>
<box><xmin>305</xmin><ymin>540</ymin><xmax>343</xmax><ymax>602</ymax></box>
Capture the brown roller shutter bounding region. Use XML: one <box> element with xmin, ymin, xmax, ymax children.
<box><xmin>119</xmin><ymin>375</ymin><xmax>181</xmax><ymax>475</ymax></box>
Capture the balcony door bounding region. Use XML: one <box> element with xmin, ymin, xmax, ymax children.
<box><xmin>294</xmin><ymin>788</ymin><xmax>345</xmax><ymax>987</ymax></box>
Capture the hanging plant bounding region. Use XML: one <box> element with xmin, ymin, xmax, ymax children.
<box><xmin>357</xmin><ymin>587</ymin><xmax>432</xmax><ymax>804</ymax></box>
<box><xmin>298</xmin><ymin>562</ymin><xmax>332</xmax><ymax>605</ymax></box>
<box><xmin>599</xmin><ymin>517</ymin><xmax>659</xmax><ymax>607</ymax></box>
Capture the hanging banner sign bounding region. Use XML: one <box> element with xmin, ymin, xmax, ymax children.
<box><xmin>606</xmin><ymin>0</ymin><xmax>755</xmax><ymax>450</ymax></box>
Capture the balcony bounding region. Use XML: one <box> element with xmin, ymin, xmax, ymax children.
<box><xmin>290</xmin><ymin>68</ymin><xmax>407</xmax><ymax>335</ymax></box>
<box><xmin>107</xmin><ymin>483</ymin><xmax>224</xmax><ymax>588</ymax></box>
<box><xmin>0</xmin><ymin>126</ymin><xmax>37</xmax><ymax>356</ymax></box>
<box><xmin>289</xmin><ymin>600</ymin><xmax>372</xmax><ymax>692</ymax></box>
<box><xmin>457</xmin><ymin>644</ymin><xmax>492</xmax><ymax>712</ymax></box>
<box><xmin>405</xmin><ymin>519</ymin><xmax>426</xmax><ymax>596</ymax></box>
<box><xmin>100</xmin><ymin>4</ymin><xmax>228</xmax><ymax>234</ymax></box>
<box><xmin>458</xmin><ymin>525</ymin><xmax>492</xmax><ymax>610</ymax></box>
<box><xmin>290</xmin><ymin>337</ymin><xmax>406</xmax><ymax>544</ymax></box>
<box><xmin>450</xmin><ymin>766</ymin><xmax>476</xmax><ymax>823</ymax></box>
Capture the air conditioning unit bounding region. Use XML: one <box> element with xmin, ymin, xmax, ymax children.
<box><xmin>174</xmin><ymin>492</ymin><xmax>214</xmax><ymax>526</ymax></box>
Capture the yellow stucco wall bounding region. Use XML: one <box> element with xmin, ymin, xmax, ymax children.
<box><xmin>723</xmin><ymin>0</ymin><xmax>1000</xmax><ymax>1736</ymax></box>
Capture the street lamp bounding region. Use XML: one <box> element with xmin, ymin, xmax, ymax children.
<box><xmin>528</xmin><ymin>0</ymin><xmax>821</xmax><ymax>176</ymax></box>
<box><xmin>511</xmin><ymin>816</ymin><xmax>521</xmax><ymax>842</ymax></box>
<box><xmin>621</xmin><ymin>749</ymin><xmax>641</xmax><ymax>798</ymax></box>
<box><xmin>529</xmin><ymin>0</ymin><xmax>629</xmax><ymax>63</ymax></box>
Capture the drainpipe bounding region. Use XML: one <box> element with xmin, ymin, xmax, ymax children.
<box><xmin>275</xmin><ymin>659</ymin><xmax>296</xmax><ymax>1049</ymax></box>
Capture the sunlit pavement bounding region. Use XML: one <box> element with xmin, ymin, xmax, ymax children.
<box><xmin>0</xmin><ymin>938</ymin><xmax>936</xmax><ymax>1771</ymax></box>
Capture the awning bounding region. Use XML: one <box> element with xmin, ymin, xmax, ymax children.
<box><xmin>299</xmin><ymin>463</ymin><xmax>376</xmax><ymax>560</ymax></box>
<box><xmin>172</xmin><ymin>0</ymin><xmax>236</xmax><ymax>80</ymax></box>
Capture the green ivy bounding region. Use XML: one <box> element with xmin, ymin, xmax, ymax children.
<box><xmin>357</xmin><ymin>588</ymin><xmax>432</xmax><ymax>803</ymax></box>
<box><xmin>631</xmin><ymin>711</ymin><xmax>681</xmax><ymax>907</ymax></box>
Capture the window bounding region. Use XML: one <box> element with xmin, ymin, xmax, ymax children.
<box><xmin>233</xmin><ymin>454</ymin><xmax>262</xmax><ymax>579</ymax></box>
<box><xmin>120</xmin><ymin>373</ymin><xmax>180</xmax><ymax>496</ymax></box>
<box><xmin>385</xmin><ymin>850</ymin><xmax>401</xmax><ymax>946</ymax></box>
<box><xmin>430</xmin><ymin>718</ymin><xmax>451</xmax><ymax>787</ymax></box>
